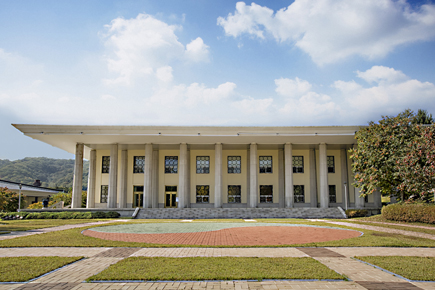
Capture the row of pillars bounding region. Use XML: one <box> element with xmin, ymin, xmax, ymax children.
<box><xmin>71</xmin><ymin>142</ymin><xmax>373</xmax><ymax>209</ymax></box>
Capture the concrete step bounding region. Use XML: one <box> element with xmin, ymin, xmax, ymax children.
<box><xmin>135</xmin><ymin>207</ymin><xmax>346</xmax><ymax>219</ymax></box>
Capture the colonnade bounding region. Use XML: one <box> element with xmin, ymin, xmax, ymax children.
<box><xmin>71</xmin><ymin>142</ymin><xmax>380</xmax><ymax>209</ymax></box>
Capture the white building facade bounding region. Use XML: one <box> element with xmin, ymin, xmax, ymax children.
<box><xmin>13</xmin><ymin>125</ymin><xmax>381</xmax><ymax>211</ymax></box>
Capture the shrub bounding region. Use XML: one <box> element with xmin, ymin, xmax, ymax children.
<box><xmin>382</xmin><ymin>203</ymin><xmax>435</xmax><ymax>224</ymax></box>
<box><xmin>346</xmin><ymin>209</ymin><xmax>368</xmax><ymax>218</ymax></box>
<box><xmin>106</xmin><ymin>211</ymin><xmax>120</xmax><ymax>218</ymax></box>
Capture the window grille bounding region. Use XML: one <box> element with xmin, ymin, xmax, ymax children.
<box><xmin>196</xmin><ymin>156</ymin><xmax>210</xmax><ymax>174</ymax></box>
<box><xmin>292</xmin><ymin>156</ymin><xmax>304</xmax><ymax>173</ymax></box>
<box><xmin>260</xmin><ymin>185</ymin><xmax>273</xmax><ymax>203</ymax></box>
<box><xmin>228</xmin><ymin>156</ymin><xmax>241</xmax><ymax>173</ymax></box>
<box><xmin>259</xmin><ymin>156</ymin><xmax>272</xmax><ymax>173</ymax></box>
<box><xmin>228</xmin><ymin>185</ymin><xmax>241</xmax><ymax>203</ymax></box>
<box><xmin>294</xmin><ymin>185</ymin><xmax>305</xmax><ymax>203</ymax></box>
<box><xmin>102</xmin><ymin>156</ymin><xmax>110</xmax><ymax>173</ymax></box>
<box><xmin>196</xmin><ymin>185</ymin><xmax>209</xmax><ymax>203</ymax></box>
<box><xmin>133</xmin><ymin>156</ymin><xmax>145</xmax><ymax>173</ymax></box>
<box><xmin>165</xmin><ymin>156</ymin><xmax>178</xmax><ymax>173</ymax></box>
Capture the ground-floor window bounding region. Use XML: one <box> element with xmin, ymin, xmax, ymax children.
<box><xmin>294</xmin><ymin>185</ymin><xmax>305</xmax><ymax>203</ymax></box>
<box><xmin>329</xmin><ymin>185</ymin><xmax>336</xmax><ymax>203</ymax></box>
<box><xmin>100</xmin><ymin>185</ymin><xmax>108</xmax><ymax>203</ymax></box>
<box><xmin>196</xmin><ymin>185</ymin><xmax>209</xmax><ymax>203</ymax></box>
<box><xmin>228</xmin><ymin>185</ymin><xmax>241</xmax><ymax>203</ymax></box>
<box><xmin>133</xmin><ymin>185</ymin><xmax>143</xmax><ymax>207</ymax></box>
<box><xmin>260</xmin><ymin>185</ymin><xmax>273</xmax><ymax>203</ymax></box>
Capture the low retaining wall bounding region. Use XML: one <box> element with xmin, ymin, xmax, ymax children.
<box><xmin>22</xmin><ymin>207</ymin><xmax>348</xmax><ymax>219</ymax></box>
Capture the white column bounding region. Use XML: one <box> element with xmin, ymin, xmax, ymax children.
<box><xmin>72</xmin><ymin>143</ymin><xmax>84</xmax><ymax>209</ymax></box>
<box><xmin>119</xmin><ymin>149</ymin><xmax>128</xmax><ymax>208</ymax></box>
<box><xmin>278</xmin><ymin>149</ymin><xmax>285</xmax><ymax>208</ymax></box>
<box><xmin>284</xmin><ymin>143</ymin><xmax>294</xmax><ymax>208</ymax></box>
<box><xmin>152</xmin><ymin>150</ymin><xmax>159</xmax><ymax>208</ymax></box>
<box><xmin>355</xmin><ymin>187</ymin><xmax>365</xmax><ymax>209</ymax></box>
<box><xmin>107</xmin><ymin>144</ymin><xmax>118</xmax><ymax>208</ymax></box>
<box><xmin>143</xmin><ymin>144</ymin><xmax>153</xmax><ymax>208</ymax></box>
<box><xmin>214</xmin><ymin>143</ymin><xmax>223</xmax><ymax>208</ymax></box>
<box><xmin>86</xmin><ymin>149</ymin><xmax>96</xmax><ymax>208</ymax></box>
<box><xmin>309</xmin><ymin>149</ymin><xmax>318</xmax><ymax>207</ymax></box>
<box><xmin>319</xmin><ymin>143</ymin><xmax>329</xmax><ymax>208</ymax></box>
<box><xmin>249</xmin><ymin>143</ymin><xmax>258</xmax><ymax>208</ymax></box>
<box><xmin>178</xmin><ymin>143</ymin><xmax>188</xmax><ymax>208</ymax></box>
<box><xmin>340</xmin><ymin>149</ymin><xmax>349</xmax><ymax>210</ymax></box>
<box><xmin>374</xmin><ymin>189</ymin><xmax>382</xmax><ymax>208</ymax></box>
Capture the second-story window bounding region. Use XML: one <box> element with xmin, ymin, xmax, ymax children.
<box><xmin>228</xmin><ymin>156</ymin><xmax>241</xmax><ymax>173</ymax></box>
<box><xmin>327</xmin><ymin>156</ymin><xmax>335</xmax><ymax>173</ymax></box>
<box><xmin>293</xmin><ymin>156</ymin><xmax>304</xmax><ymax>173</ymax></box>
<box><xmin>165</xmin><ymin>156</ymin><xmax>178</xmax><ymax>173</ymax></box>
<box><xmin>102</xmin><ymin>156</ymin><xmax>110</xmax><ymax>173</ymax></box>
<box><xmin>259</xmin><ymin>156</ymin><xmax>272</xmax><ymax>173</ymax></box>
<box><xmin>133</xmin><ymin>156</ymin><xmax>145</xmax><ymax>173</ymax></box>
<box><xmin>196</xmin><ymin>156</ymin><xmax>210</xmax><ymax>174</ymax></box>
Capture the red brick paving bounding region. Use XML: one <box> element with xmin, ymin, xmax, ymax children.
<box><xmin>82</xmin><ymin>226</ymin><xmax>362</xmax><ymax>246</ymax></box>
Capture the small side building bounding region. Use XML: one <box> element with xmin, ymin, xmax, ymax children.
<box><xmin>0</xmin><ymin>179</ymin><xmax>60</xmax><ymax>208</ymax></box>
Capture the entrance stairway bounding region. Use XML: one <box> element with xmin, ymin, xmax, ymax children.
<box><xmin>135</xmin><ymin>207</ymin><xmax>346</xmax><ymax>219</ymax></box>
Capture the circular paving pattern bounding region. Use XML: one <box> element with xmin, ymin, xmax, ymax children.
<box><xmin>83</xmin><ymin>222</ymin><xmax>363</xmax><ymax>246</ymax></box>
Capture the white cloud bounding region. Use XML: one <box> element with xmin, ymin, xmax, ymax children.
<box><xmin>275</xmin><ymin>77</ymin><xmax>311</xmax><ymax>98</ymax></box>
<box><xmin>185</xmin><ymin>37</ymin><xmax>210</xmax><ymax>62</ymax></box>
<box><xmin>356</xmin><ymin>65</ymin><xmax>408</xmax><ymax>84</ymax></box>
<box><xmin>155</xmin><ymin>66</ymin><xmax>174</xmax><ymax>83</ymax></box>
<box><xmin>103</xmin><ymin>13</ymin><xmax>210</xmax><ymax>86</ymax></box>
<box><xmin>218</xmin><ymin>0</ymin><xmax>435</xmax><ymax>65</ymax></box>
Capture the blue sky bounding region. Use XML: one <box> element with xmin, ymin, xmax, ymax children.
<box><xmin>1</xmin><ymin>0</ymin><xmax>435</xmax><ymax>160</ymax></box>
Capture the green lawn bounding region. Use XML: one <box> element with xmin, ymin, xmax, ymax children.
<box><xmin>355</xmin><ymin>256</ymin><xmax>435</xmax><ymax>281</ymax></box>
<box><xmin>0</xmin><ymin>219</ymin><xmax>110</xmax><ymax>232</ymax></box>
<box><xmin>88</xmin><ymin>257</ymin><xmax>345</xmax><ymax>281</ymax></box>
<box><xmin>0</xmin><ymin>256</ymin><xmax>82</xmax><ymax>282</ymax></box>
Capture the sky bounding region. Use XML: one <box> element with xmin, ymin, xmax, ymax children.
<box><xmin>1</xmin><ymin>0</ymin><xmax>435</xmax><ymax>160</ymax></box>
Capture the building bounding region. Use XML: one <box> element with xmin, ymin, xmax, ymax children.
<box><xmin>0</xmin><ymin>179</ymin><xmax>60</xmax><ymax>207</ymax></box>
<box><xmin>13</xmin><ymin>125</ymin><xmax>381</xmax><ymax>213</ymax></box>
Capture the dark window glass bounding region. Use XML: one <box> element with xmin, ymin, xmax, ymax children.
<box><xmin>327</xmin><ymin>156</ymin><xmax>335</xmax><ymax>173</ymax></box>
<box><xmin>228</xmin><ymin>156</ymin><xmax>241</xmax><ymax>173</ymax></box>
<box><xmin>165</xmin><ymin>156</ymin><xmax>178</xmax><ymax>173</ymax></box>
<box><xmin>133</xmin><ymin>156</ymin><xmax>145</xmax><ymax>173</ymax></box>
<box><xmin>196</xmin><ymin>156</ymin><xmax>210</xmax><ymax>174</ymax></box>
<box><xmin>165</xmin><ymin>186</ymin><xmax>177</xmax><ymax>192</ymax></box>
<box><xmin>196</xmin><ymin>185</ymin><xmax>209</xmax><ymax>203</ymax></box>
<box><xmin>102</xmin><ymin>156</ymin><xmax>110</xmax><ymax>173</ymax></box>
<box><xmin>329</xmin><ymin>185</ymin><xmax>336</xmax><ymax>203</ymax></box>
<box><xmin>259</xmin><ymin>156</ymin><xmax>272</xmax><ymax>173</ymax></box>
<box><xmin>228</xmin><ymin>185</ymin><xmax>241</xmax><ymax>203</ymax></box>
<box><xmin>100</xmin><ymin>185</ymin><xmax>108</xmax><ymax>203</ymax></box>
<box><xmin>294</xmin><ymin>185</ymin><xmax>305</xmax><ymax>203</ymax></box>
<box><xmin>292</xmin><ymin>156</ymin><xmax>304</xmax><ymax>173</ymax></box>
<box><xmin>260</xmin><ymin>185</ymin><xmax>273</xmax><ymax>203</ymax></box>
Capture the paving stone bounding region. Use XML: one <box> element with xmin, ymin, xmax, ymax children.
<box><xmin>296</xmin><ymin>247</ymin><xmax>345</xmax><ymax>257</ymax></box>
<box><xmin>93</xmin><ymin>248</ymin><xmax>141</xmax><ymax>258</ymax></box>
<box><xmin>327</xmin><ymin>247</ymin><xmax>435</xmax><ymax>257</ymax></box>
<box><xmin>15</xmin><ymin>283</ymin><xmax>80</xmax><ymax>290</ymax></box>
<box><xmin>356</xmin><ymin>281</ymin><xmax>423</xmax><ymax>289</ymax></box>
<box><xmin>0</xmin><ymin>247</ymin><xmax>110</xmax><ymax>258</ymax></box>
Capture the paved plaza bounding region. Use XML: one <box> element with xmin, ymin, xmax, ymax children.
<box><xmin>0</xmin><ymin>220</ymin><xmax>435</xmax><ymax>290</ymax></box>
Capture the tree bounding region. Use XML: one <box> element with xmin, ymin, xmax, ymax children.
<box><xmin>413</xmin><ymin>109</ymin><xmax>434</xmax><ymax>125</ymax></box>
<box><xmin>349</xmin><ymin>109</ymin><xmax>435</xmax><ymax>201</ymax></box>
<box><xmin>0</xmin><ymin>187</ymin><xmax>26</xmax><ymax>212</ymax></box>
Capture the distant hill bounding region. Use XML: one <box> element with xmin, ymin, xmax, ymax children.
<box><xmin>0</xmin><ymin>157</ymin><xmax>89</xmax><ymax>190</ymax></box>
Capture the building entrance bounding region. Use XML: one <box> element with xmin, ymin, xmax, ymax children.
<box><xmin>165</xmin><ymin>186</ymin><xmax>178</xmax><ymax>208</ymax></box>
<box><xmin>133</xmin><ymin>186</ymin><xmax>143</xmax><ymax>208</ymax></box>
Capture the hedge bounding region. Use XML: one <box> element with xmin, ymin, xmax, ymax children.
<box><xmin>345</xmin><ymin>209</ymin><xmax>368</xmax><ymax>218</ymax></box>
<box><xmin>0</xmin><ymin>211</ymin><xmax>120</xmax><ymax>220</ymax></box>
<box><xmin>382</xmin><ymin>203</ymin><xmax>435</xmax><ymax>224</ymax></box>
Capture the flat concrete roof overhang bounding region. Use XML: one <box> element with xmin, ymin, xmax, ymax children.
<box><xmin>13</xmin><ymin>124</ymin><xmax>363</xmax><ymax>159</ymax></box>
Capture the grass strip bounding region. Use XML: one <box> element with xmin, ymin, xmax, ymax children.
<box><xmin>343</xmin><ymin>220</ymin><xmax>435</xmax><ymax>235</ymax></box>
<box><xmin>1</xmin><ymin>221</ymin><xmax>435</xmax><ymax>248</ymax></box>
<box><xmin>88</xmin><ymin>257</ymin><xmax>344</xmax><ymax>281</ymax></box>
<box><xmin>0</xmin><ymin>256</ymin><xmax>83</xmax><ymax>282</ymax></box>
<box><xmin>355</xmin><ymin>256</ymin><xmax>435</xmax><ymax>281</ymax></box>
<box><xmin>0</xmin><ymin>219</ymin><xmax>110</xmax><ymax>232</ymax></box>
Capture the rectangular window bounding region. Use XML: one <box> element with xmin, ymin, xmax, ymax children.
<box><xmin>294</xmin><ymin>185</ymin><xmax>305</xmax><ymax>203</ymax></box>
<box><xmin>100</xmin><ymin>185</ymin><xmax>108</xmax><ymax>203</ymax></box>
<box><xmin>165</xmin><ymin>156</ymin><xmax>178</xmax><ymax>173</ymax></box>
<box><xmin>196</xmin><ymin>156</ymin><xmax>210</xmax><ymax>174</ymax></box>
<box><xmin>293</xmin><ymin>156</ymin><xmax>304</xmax><ymax>173</ymax></box>
<box><xmin>133</xmin><ymin>156</ymin><xmax>145</xmax><ymax>173</ymax></box>
<box><xmin>260</xmin><ymin>185</ymin><xmax>273</xmax><ymax>203</ymax></box>
<box><xmin>228</xmin><ymin>156</ymin><xmax>241</xmax><ymax>173</ymax></box>
<box><xmin>327</xmin><ymin>156</ymin><xmax>335</xmax><ymax>173</ymax></box>
<box><xmin>196</xmin><ymin>185</ymin><xmax>209</xmax><ymax>203</ymax></box>
<box><xmin>102</xmin><ymin>156</ymin><xmax>110</xmax><ymax>173</ymax></box>
<box><xmin>228</xmin><ymin>185</ymin><xmax>241</xmax><ymax>203</ymax></box>
<box><xmin>259</xmin><ymin>156</ymin><xmax>272</xmax><ymax>173</ymax></box>
<box><xmin>329</xmin><ymin>185</ymin><xmax>336</xmax><ymax>203</ymax></box>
